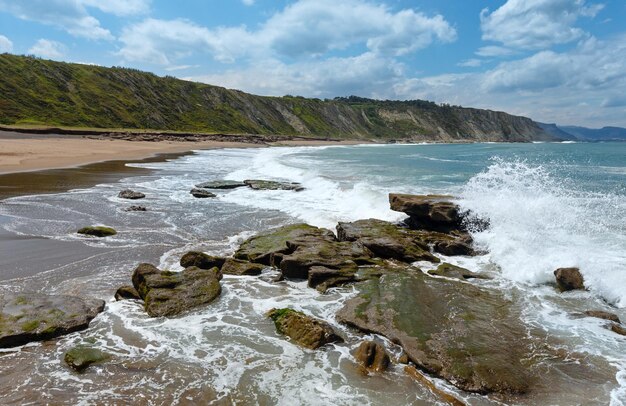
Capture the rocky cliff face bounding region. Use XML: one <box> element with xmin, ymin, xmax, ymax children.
<box><xmin>0</xmin><ymin>54</ymin><xmax>556</xmax><ymax>142</ymax></box>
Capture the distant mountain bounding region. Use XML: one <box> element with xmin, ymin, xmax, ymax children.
<box><xmin>536</xmin><ymin>123</ymin><xmax>578</xmax><ymax>141</ymax></box>
<box><xmin>0</xmin><ymin>53</ymin><xmax>557</xmax><ymax>142</ymax></box>
<box><xmin>559</xmin><ymin>126</ymin><xmax>626</xmax><ymax>141</ymax></box>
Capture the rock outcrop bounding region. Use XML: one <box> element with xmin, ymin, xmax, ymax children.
<box><xmin>190</xmin><ymin>188</ymin><xmax>216</xmax><ymax>198</ymax></box>
<box><xmin>180</xmin><ymin>251</ymin><xmax>226</xmax><ymax>270</ymax></box>
<box><xmin>268</xmin><ymin>308</ymin><xmax>343</xmax><ymax>349</ymax></box>
<box><xmin>353</xmin><ymin>341</ymin><xmax>390</xmax><ymax>373</ymax></box>
<box><xmin>244</xmin><ymin>180</ymin><xmax>304</xmax><ymax>191</ymax></box>
<box><xmin>195</xmin><ymin>180</ymin><xmax>247</xmax><ymax>189</ymax></box>
<box><xmin>337</xmin><ymin>266</ymin><xmax>532</xmax><ymax>394</ymax></box>
<box><xmin>114</xmin><ymin>286</ymin><xmax>141</xmax><ymax>301</ymax></box>
<box><xmin>583</xmin><ymin>310</ymin><xmax>621</xmax><ymax>323</ymax></box>
<box><xmin>77</xmin><ymin>226</ymin><xmax>117</xmax><ymax>237</ymax></box>
<box><xmin>131</xmin><ymin>263</ymin><xmax>222</xmax><ymax>317</ymax></box>
<box><xmin>64</xmin><ymin>346</ymin><xmax>110</xmax><ymax>372</ymax></box>
<box><xmin>118</xmin><ymin>189</ymin><xmax>145</xmax><ymax>200</ymax></box>
<box><xmin>554</xmin><ymin>267</ymin><xmax>585</xmax><ymax>291</ymax></box>
<box><xmin>0</xmin><ymin>294</ymin><xmax>105</xmax><ymax>348</ymax></box>
<box><xmin>389</xmin><ymin>194</ymin><xmax>465</xmax><ymax>232</ymax></box>
<box><xmin>428</xmin><ymin>263</ymin><xmax>488</xmax><ymax>280</ymax></box>
<box><xmin>221</xmin><ymin>258</ymin><xmax>265</xmax><ymax>276</ymax></box>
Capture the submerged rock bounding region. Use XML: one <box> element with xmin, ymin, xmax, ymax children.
<box><xmin>195</xmin><ymin>180</ymin><xmax>247</xmax><ymax>189</ymax></box>
<box><xmin>267</xmin><ymin>308</ymin><xmax>343</xmax><ymax>349</ymax></box>
<box><xmin>353</xmin><ymin>341</ymin><xmax>390</xmax><ymax>373</ymax></box>
<box><xmin>583</xmin><ymin>310</ymin><xmax>621</xmax><ymax>323</ymax></box>
<box><xmin>337</xmin><ymin>266</ymin><xmax>532</xmax><ymax>394</ymax></box>
<box><xmin>244</xmin><ymin>179</ymin><xmax>304</xmax><ymax>191</ymax></box>
<box><xmin>118</xmin><ymin>189</ymin><xmax>145</xmax><ymax>200</ymax></box>
<box><xmin>64</xmin><ymin>346</ymin><xmax>110</xmax><ymax>372</ymax></box>
<box><xmin>180</xmin><ymin>251</ymin><xmax>226</xmax><ymax>270</ymax></box>
<box><xmin>336</xmin><ymin>219</ymin><xmax>439</xmax><ymax>263</ymax></box>
<box><xmin>0</xmin><ymin>294</ymin><xmax>105</xmax><ymax>348</ymax></box>
<box><xmin>428</xmin><ymin>263</ymin><xmax>488</xmax><ymax>280</ymax></box>
<box><xmin>389</xmin><ymin>193</ymin><xmax>464</xmax><ymax>232</ymax></box>
<box><xmin>114</xmin><ymin>286</ymin><xmax>141</xmax><ymax>301</ymax></box>
<box><xmin>221</xmin><ymin>258</ymin><xmax>265</xmax><ymax>276</ymax></box>
<box><xmin>308</xmin><ymin>266</ymin><xmax>358</xmax><ymax>293</ymax></box>
<box><xmin>77</xmin><ymin>226</ymin><xmax>117</xmax><ymax>237</ymax></box>
<box><xmin>190</xmin><ymin>188</ymin><xmax>216</xmax><ymax>198</ymax></box>
<box><xmin>131</xmin><ymin>263</ymin><xmax>222</xmax><ymax>317</ymax></box>
<box><xmin>554</xmin><ymin>267</ymin><xmax>585</xmax><ymax>291</ymax></box>
<box><xmin>124</xmin><ymin>205</ymin><xmax>147</xmax><ymax>212</ymax></box>
<box><xmin>610</xmin><ymin>323</ymin><xmax>626</xmax><ymax>336</ymax></box>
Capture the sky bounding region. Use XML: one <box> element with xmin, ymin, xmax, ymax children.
<box><xmin>0</xmin><ymin>0</ymin><xmax>625</xmax><ymax>128</ymax></box>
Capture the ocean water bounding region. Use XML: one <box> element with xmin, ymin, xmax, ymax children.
<box><xmin>0</xmin><ymin>142</ymin><xmax>625</xmax><ymax>405</ymax></box>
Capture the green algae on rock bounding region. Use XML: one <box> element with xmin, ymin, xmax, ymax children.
<box><xmin>77</xmin><ymin>226</ymin><xmax>117</xmax><ymax>237</ymax></box>
<box><xmin>180</xmin><ymin>251</ymin><xmax>226</xmax><ymax>270</ymax></box>
<box><xmin>64</xmin><ymin>346</ymin><xmax>110</xmax><ymax>372</ymax></box>
<box><xmin>337</xmin><ymin>267</ymin><xmax>533</xmax><ymax>394</ymax></box>
<box><xmin>428</xmin><ymin>263</ymin><xmax>489</xmax><ymax>280</ymax></box>
<box><xmin>268</xmin><ymin>308</ymin><xmax>343</xmax><ymax>349</ymax></box>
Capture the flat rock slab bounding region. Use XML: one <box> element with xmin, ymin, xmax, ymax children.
<box><xmin>337</xmin><ymin>267</ymin><xmax>532</xmax><ymax>394</ymax></box>
<box><xmin>190</xmin><ymin>188</ymin><xmax>216</xmax><ymax>198</ymax></box>
<box><xmin>132</xmin><ymin>263</ymin><xmax>222</xmax><ymax>317</ymax></box>
<box><xmin>428</xmin><ymin>263</ymin><xmax>488</xmax><ymax>280</ymax></box>
<box><xmin>195</xmin><ymin>180</ymin><xmax>247</xmax><ymax>189</ymax></box>
<box><xmin>0</xmin><ymin>294</ymin><xmax>105</xmax><ymax>348</ymax></box>
<box><xmin>244</xmin><ymin>179</ymin><xmax>304</xmax><ymax>191</ymax></box>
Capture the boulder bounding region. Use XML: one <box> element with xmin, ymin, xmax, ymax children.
<box><xmin>131</xmin><ymin>263</ymin><xmax>222</xmax><ymax>317</ymax></box>
<box><xmin>280</xmin><ymin>240</ymin><xmax>370</xmax><ymax>279</ymax></box>
<box><xmin>583</xmin><ymin>310</ymin><xmax>621</xmax><ymax>323</ymax></box>
<box><xmin>77</xmin><ymin>226</ymin><xmax>117</xmax><ymax>237</ymax></box>
<box><xmin>610</xmin><ymin>323</ymin><xmax>626</xmax><ymax>336</ymax></box>
<box><xmin>554</xmin><ymin>267</ymin><xmax>585</xmax><ymax>291</ymax></box>
<box><xmin>389</xmin><ymin>193</ymin><xmax>465</xmax><ymax>232</ymax></box>
<box><xmin>428</xmin><ymin>263</ymin><xmax>488</xmax><ymax>280</ymax></box>
<box><xmin>114</xmin><ymin>286</ymin><xmax>141</xmax><ymax>301</ymax></box>
<box><xmin>353</xmin><ymin>341</ymin><xmax>390</xmax><ymax>373</ymax></box>
<box><xmin>221</xmin><ymin>258</ymin><xmax>265</xmax><ymax>276</ymax></box>
<box><xmin>337</xmin><ymin>266</ymin><xmax>532</xmax><ymax>394</ymax></box>
<box><xmin>267</xmin><ymin>308</ymin><xmax>343</xmax><ymax>349</ymax></box>
<box><xmin>244</xmin><ymin>179</ymin><xmax>304</xmax><ymax>191</ymax></box>
<box><xmin>180</xmin><ymin>251</ymin><xmax>226</xmax><ymax>270</ymax></box>
<box><xmin>308</xmin><ymin>266</ymin><xmax>358</xmax><ymax>293</ymax></box>
<box><xmin>190</xmin><ymin>188</ymin><xmax>216</xmax><ymax>198</ymax></box>
<box><xmin>124</xmin><ymin>205</ymin><xmax>147</xmax><ymax>212</ymax></box>
<box><xmin>0</xmin><ymin>294</ymin><xmax>105</xmax><ymax>348</ymax></box>
<box><xmin>336</xmin><ymin>219</ymin><xmax>439</xmax><ymax>263</ymax></box>
<box><xmin>118</xmin><ymin>189</ymin><xmax>145</xmax><ymax>200</ymax></box>
<box><xmin>195</xmin><ymin>180</ymin><xmax>247</xmax><ymax>189</ymax></box>
<box><xmin>64</xmin><ymin>346</ymin><xmax>110</xmax><ymax>372</ymax></box>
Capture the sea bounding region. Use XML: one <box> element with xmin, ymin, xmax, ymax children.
<box><xmin>0</xmin><ymin>142</ymin><xmax>624</xmax><ymax>405</ymax></box>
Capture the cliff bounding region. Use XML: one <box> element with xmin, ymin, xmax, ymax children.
<box><xmin>0</xmin><ymin>54</ymin><xmax>556</xmax><ymax>142</ymax></box>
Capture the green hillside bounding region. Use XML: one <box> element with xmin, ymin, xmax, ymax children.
<box><xmin>0</xmin><ymin>54</ymin><xmax>554</xmax><ymax>142</ymax></box>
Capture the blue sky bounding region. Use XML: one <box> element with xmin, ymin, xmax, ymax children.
<box><xmin>1</xmin><ymin>0</ymin><xmax>625</xmax><ymax>127</ymax></box>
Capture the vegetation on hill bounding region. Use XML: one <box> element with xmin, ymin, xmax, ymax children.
<box><xmin>0</xmin><ymin>54</ymin><xmax>554</xmax><ymax>141</ymax></box>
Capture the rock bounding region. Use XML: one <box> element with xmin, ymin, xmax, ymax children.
<box><xmin>308</xmin><ymin>266</ymin><xmax>358</xmax><ymax>293</ymax></box>
<box><xmin>337</xmin><ymin>266</ymin><xmax>532</xmax><ymax>394</ymax></box>
<box><xmin>554</xmin><ymin>267</ymin><xmax>585</xmax><ymax>291</ymax></box>
<box><xmin>583</xmin><ymin>310</ymin><xmax>621</xmax><ymax>323</ymax></box>
<box><xmin>397</xmin><ymin>352</ymin><xmax>410</xmax><ymax>364</ymax></box>
<box><xmin>428</xmin><ymin>263</ymin><xmax>488</xmax><ymax>280</ymax></box>
<box><xmin>124</xmin><ymin>205</ymin><xmax>147</xmax><ymax>212</ymax></box>
<box><xmin>389</xmin><ymin>194</ymin><xmax>464</xmax><ymax>233</ymax></box>
<box><xmin>131</xmin><ymin>263</ymin><xmax>222</xmax><ymax>317</ymax></box>
<box><xmin>244</xmin><ymin>179</ymin><xmax>304</xmax><ymax>191</ymax></box>
<box><xmin>114</xmin><ymin>286</ymin><xmax>141</xmax><ymax>301</ymax></box>
<box><xmin>353</xmin><ymin>341</ymin><xmax>390</xmax><ymax>373</ymax></box>
<box><xmin>195</xmin><ymin>180</ymin><xmax>247</xmax><ymax>189</ymax></box>
<box><xmin>77</xmin><ymin>226</ymin><xmax>117</xmax><ymax>237</ymax></box>
<box><xmin>280</xmin><ymin>240</ymin><xmax>369</xmax><ymax>279</ymax></box>
<box><xmin>190</xmin><ymin>188</ymin><xmax>216</xmax><ymax>198</ymax></box>
<box><xmin>267</xmin><ymin>308</ymin><xmax>343</xmax><ymax>349</ymax></box>
<box><xmin>64</xmin><ymin>346</ymin><xmax>110</xmax><ymax>372</ymax></box>
<box><xmin>0</xmin><ymin>294</ymin><xmax>105</xmax><ymax>348</ymax></box>
<box><xmin>336</xmin><ymin>219</ymin><xmax>439</xmax><ymax>263</ymax></box>
<box><xmin>118</xmin><ymin>189</ymin><xmax>145</xmax><ymax>200</ymax></box>
<box><xmin>610</xmin><ymin>323</ymin><xmax>626</xmax><ymax>336</ymax></box>
<box><xmin>221</xmin><ymin>258</ymin><xmax>265</xmax><ymax>276</ymax></box>
<box><xmin>180</xmin><ymin>251</ymin><xmax>226</xmax><ymax>270</ymax></box>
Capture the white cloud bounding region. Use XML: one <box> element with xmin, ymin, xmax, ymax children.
<box><xmin>0</xmin><ymin>34</ymin><xmax>12</xmax><ymax>52</ymax></box>
<box><xmin>28</xmin><ymin>39</ymin><xmax>66</xmax><ymax>59</ymax></box>
<box><xmin>480</xmin><ymin>0</ymin><xmax>604</xmax><ymax>50</ymax></box>
<box><xmin>476</xmin><ymin>46</ymin><xmax>515</xmax><ymax>57</ymax></box>
<box><xmin>118</xmin><ymin>0</ymin><xmax>456</xmax><ymax>65</ymax></box>
<box><xmin>458</xmin><ymin>59</ymin><xmax>482</xmax><ymax>67</ymax></box>
<box><xmin>0</xmin><ymin>0</ymin><xmax>114</xmax><ymax>40</ymax></box>
<box><xmin>80</xmin><ymin>0</ymin><xmax>150</xmax><ymax>16</ymax></box>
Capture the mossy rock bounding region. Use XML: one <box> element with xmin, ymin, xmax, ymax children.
<box><xmin>180</xmin><ymin>251</ymin><xmax>226</xmax><ymax>270</ymax></box>
<box><xmin>428</xmin><ymin>263</ymin><xmax>488</xmax><ymax>280</ymax></box>
<box><xmin>221</xmin><ymin>258</ymin><xmax>265</xmax><ymax>276</ymax></box>
<box><xmin>77</xmin><ymin>226</ymin><xmax>117</xmax><ymax>237</ymax></box>
<box><xmin>64</xmin><ymin>346</ymin><xmax>110</xmax><ymax>372</ymax></box>
<box><xmin>268</xmin><ymin>308</ymin><xmax>343</xmax><ymax>349</ymax></box>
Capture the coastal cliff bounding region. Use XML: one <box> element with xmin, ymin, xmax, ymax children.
<box><xmin>0</xmin><ymin>54</ymin><xmax>555</xmax><ymax>142</ymax></box>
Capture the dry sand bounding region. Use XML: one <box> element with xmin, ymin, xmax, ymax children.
<box><xmin>0</xmin><ymin>131</ymin><xmax>367</xmax><ymax>175</ymax></box>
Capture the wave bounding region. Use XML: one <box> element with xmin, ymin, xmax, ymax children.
<box><xmin>459</xmin><ymin>158</ymin><xmax>626</xmax><ymax>306</ymax></box>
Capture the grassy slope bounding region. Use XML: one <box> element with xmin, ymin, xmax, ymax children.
<box><xmin>0</xmin><ymin>54</ymin><xmax>553</xmax><ymax>141</ymax></box>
